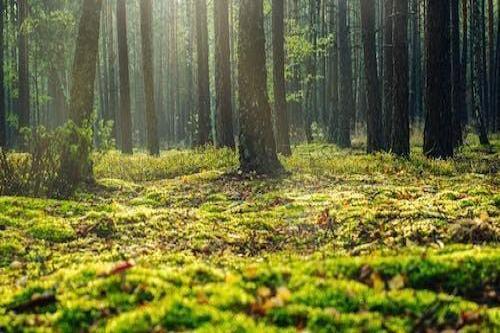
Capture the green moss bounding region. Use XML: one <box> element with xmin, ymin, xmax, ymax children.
<box><xmin>28</xmin><ymin>217</ymin><xmax>75</xmax><ymax>243</ymax></box>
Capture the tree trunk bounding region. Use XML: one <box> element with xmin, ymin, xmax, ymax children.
<box><xmin>451</xmin><ymin>0</ymin><xmax>464</xmax><ymax>148</ymax></box>
<box><xmin>360</xmin><ymin>0</ymin><xmax>384</xmax><ymax>153</ymax></box>
<box><xmin>337</xmin><ymin>0</ymin><xmax>353</xmax><ymax>148</ymax></box>
<box><xmin>424</xmin><ymin>0</ymin><xmax>453</xmax><ymax>158</ymax></box>
<box><xmin>272</xmin><ymin>0</ymin><xmax>292</xmax><ymax>156</ymax></box>
<box><xmin>117</xmin><ymin>0</ymin><xmax>133</xmax><ymax>154</ymax></box>
<box><xmin>391</xmin><ymin>0</ymin><xmax>410</xmax><ymax>157</ymax></box>
<box><xmin>195</xmin><ymin>0</ymin><xmax>211</xmax><ymax>146</ymax></box>
<box><xmin>0</xmin><ymin>0</ymin><xmax>5</xmax><ymax>148</ymax></box>
<box><xmin>18</xmin><ymin>0</ymin><xmax>30</xmax><ymax>133</ymax></box>
<box><xmin>327</xmin><ymin>1</ymin><xmax>339</xmax><ymax>144</ymax></box>
<box><xmin>461</xmin><ymin>0</ymin><xmax>469</xmax><ymax>126</ymax></box>
<box><xmin>383</xmin><ymin>0</ymin><xmax>393</xmax><ymax>150</ymax></box>
<box><xmin>140</xmin><ymin>0</ymin><xmax>160</xmax><ymax>155</ymax></box>
<box><xmin>214</xmin><ymin>0</ymin><xmax>235</xmax><ymax>148</ymax></box>
<box><xmin>496</xmin><ymin>0</ymin><xmax>500</xmax><ymax>131</ymax></box>
<box><xmin>238</xmin><ymin>0</ymin><xmax>282</xmax><ymax>174</ymax></box>
<box><xmin>64</xmin><ymin>0</ymin><xmax>102</xmax><ymax>187</ymax></box>
<box><xmin>487</xmin><ymin>0</ymin><xmax>494</xmax><ymax>129</ymax></box>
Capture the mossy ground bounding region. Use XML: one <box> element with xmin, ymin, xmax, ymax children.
<box><xmin>0</xmin><ymin>136</ymin><xmax>499</xmax><ymax>332</ymax></box>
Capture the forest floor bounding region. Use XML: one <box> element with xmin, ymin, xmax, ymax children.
<box><xmin>0</xmin><ymin>136</ymin><xmax>499</xmax><ymax>332</ymax></box>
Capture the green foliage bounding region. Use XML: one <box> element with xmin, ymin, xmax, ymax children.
<box><xmin>28</xmin><ymin>217</ymin><xmax>75</xmax><ymax>243</ymax></box>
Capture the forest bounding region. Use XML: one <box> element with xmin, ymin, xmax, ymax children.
<box><xmin>0</xmin><ymin>0</ymin><xmax>499</xmax><ymax>331</ymax></box>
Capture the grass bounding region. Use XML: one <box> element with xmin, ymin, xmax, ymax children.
<box><xmin>0</xmin><ymin>137</ymin><xmax>498</xmax><ymax>332</ymax></box>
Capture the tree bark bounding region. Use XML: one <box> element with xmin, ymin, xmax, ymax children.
<box><xmin>337</xmin><ymin>0</ymin><xmax>353</xmax><ymax>148</ymax></box>
<box><xmin>238</xmin><ymin>0</ymin><xmax>282</xmax><ymax>174</ymax></box>
<box><xmin>360</xmin><ymin>0</ymin><xmax>384</xmax><ymax>153</ymax></box>
<box><xmin>272</xmin><ymin>0</ymin><xmax>292</xmax><ymax>156</ymax></box>
<box><xmin>214</xmin><ymin>0</ymin><xmax>235</xmax><ymax>148</ymax></box>
<box><xmin>451</xmin><ymin>0</ymin><xmax>464</xmax><ymax>148</ymax></box>
<box><xmin>195</xmin><ymin>0</ymin><xmax>211</xmax><ymax>146</ymax></box>
<box><xmin>18</xmin><ymin>0</ymin><xmax>30</xmax><ymax>132</ymax></box>
<box><xmin>117</xmin><ymin>0</ymin><xmax>133</xmax><ymax>154</ymax></box>
<box><xmin>383</xmin><ymin>0</ymin><xmax>393</xmax><ymax>150</ymax></box>
<box><xmin>424</xmin><ymin>0</ymin><xmax>453</xmax><ymax>158</ymax></box>
<box><xmin>391</xmin><ymin>0</ymin><xmax>410</xmax><ymax>157</ymax></box>
<box><xmin>0</xmin><ymin>0</ymin><xmax>5</xmax><ymax>148</ymax></box>
<box><xmin>140</xmin><ymin>0</ymin><xmax>160</xmax><ymax>155</ymax></box>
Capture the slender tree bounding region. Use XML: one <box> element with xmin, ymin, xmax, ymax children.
<box><xmin>383</xmin><ymin>0</ymin><xmax>393</xmax><ymax>150</ymax></box>
<box><xmin>117</xmin><ymin>0</ymin><xmax>133</xmax><ymax>154</ymax></box>
<box><xmin>195</xmin><ymin>0</ymin><xmax>211</xmax><ymax>146</ymax></box>
<box><xmin>18</xmin><ymin>0</ymin><xmax>30</xmax><ymax>132</ymax></box>
<box><xmin>272</xmin><ymin>0</ymin><xmax>292</xmax><ymax>156</ymax></box>
<box><xmin>337</xmin><ymin>0</ymin><xmax>353</xmax><ymax>148</ymax></box>
<box><xmin>424</xmin><ymin>0</ymin><xmax>453</xmax><ymax>158</ymax></box>
<box><xmin>451</xmin><ymin>0</ymin><xmax>464</xmax><ymax>147</ymax></box>
<box><xmin>391</xmin><ymin>0</ymin><xmax>409</xmax><ymax>156</ymax></box>
<box><xmin>214</xmin><ymin>0</ymin><xmax>235</xmax><ymax>148</ymax></box>
<box><xmin>360</xmin><ymin>0</ymin><xmax>384</xmax><ymax>153</ymax></box>
<box><xmin>238</xmin><ymin>0</ymin><xmax>282</xmax><ymax>174</ymax></box>
<box><xmin>327</xmin><ymin>1</ymin><xmax>339</xmax><ymax>144</ymax></box>
<box><xmin>140</xmin><ymin>0</ymin><xmax>160</xmax><ymax>155</ymax></box>
<box><xmin>496</xmin><ymin>0</ymin><xmax>500</xmax><ymax>131</ymax></box>
<box><xmin>0</xmin><ymin>0</ymin><xmax>5</xmax><ymax>148</ymax></box>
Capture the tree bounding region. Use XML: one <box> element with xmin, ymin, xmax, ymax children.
<box><xmin>18</xmin><ymin>0</ymin><xmax>30</xmax><ymax>133</ymax></box>
<box><xmin>337</xmin><ymin>0</ymin><xmax>353</xmax><ymax>148</ymax></box>
<box><xmin>214</xmin><ymin>0</ymin><xmax>235</xmax><ymax>148</ymax></box>
<box><xmin>117</xmin><ymin>0</ymin><xmax>133</xmax><ymax>154</ymax></box>
<box><xmin>383</xmin><ymin>0</ymin><xmax>394</xmax><ymax>150</ymax></box>
<box><xmin>238</xmin><ymin>0</ymin><xmax>282</xmax><ymax>174</ymax></box>
<box><xmin>360</xmin><ymin>0</ymin><xmax>384</xmax><ymax>153</ymax></box>
<box><xmin>496</xmin><ymin>0</ymin><xmax>500</xmax><ymax>131</ymax></box>
<box><xmin>0</xmin><ymin>0</ymin><xmax>5</xmax><ymax>148</ymax></box>
<box><xmin>451</xmin><ymin>0</ymin><xmax>464</xmax><ymax>148</ymax></box>
<box><xmin>272</xmin><ymin>0</ymin><xmax>292</xmax><ymax>156</ymax></box>
<box><xmin>140</xmin><ymin>0</ymin><xmax>160</xmax><ymax>155</ymax></box>
<box><xmin>62</xmin><ymin>0</ymin><xmax>102</xmax><ymax>186</ymax></box>
<box><xmin>424</xmin><ymin>0</ymin><xmax>453</xmax><ymax>158</ymax></box>
<box><xmin>195</xmin><ymin>0</ymin><xmax>211</xmax><ymax>146</ymax></box>
<box><xmin>391</xmin><ymin>0</ymin><xmax>409</xmax><ymax>157</ymax></box>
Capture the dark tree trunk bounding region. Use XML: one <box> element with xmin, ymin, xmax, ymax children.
<box><xmin>195</xmin><ymin>0</ymin><xmax>211</xmax><ymax>146</ymax></box>
<box><xmin>360</xmin><ymin>0</ymin><xmax>384</xmax><ymax>153</ymax></box>
<box><xmin>64</xmin><ymin>0</ymin><xmax>102</xmax><ymax>186</ymax></box>
<box><xmin>327</xmin><ymin>2</ymin><xmax>339</xmax><ymax>144</ymax></box>
<box><xmin>451</xmin><ymin>0</ymin><xmax>464</xmax><ymax>148</ymax></box>
<box><xmin>487</xmin><ymin>0</ymin><xmax>494</xmax><ymax>129</ymax></box>
<box><xmin>106</xmin><ymin>1</ymin><xmax>117</xmax><ymax>142</ymax></box>
<box><xmin>424</xmin><ymin>0</ymin><xmax>453</xmax><ymax>158</ymax></box>
<box><xmin>471</xmin><ymin>0</ymin><xmax>490</xmax><ymax>144</ymax></box>
<box><xmin>140</xmin><ymin>0</ymin><xmax>160</xmax><ymax>155</ymax></box>
<box><xmin>461</xmin><ymin>0</ymin><xmax>469</xmax><ymax>126</ymax></box>
<box><xmin>272</xmin><ymin>0</ymin><xmax>292</xmax><ymax>156</ymax></box>
<box><xmin>337</xmin><ymin>0</ymin><xmax>353</xmax><ymax>148</ymax></box>
<box><xmin>496</xmin><ymin>0</ymin><xmax>500</xmax><ymax>131</ymax></box>
<box><xmin>0</xmin><ymin>0</ymin><xmax>5</xmax><ymax>148</ymax></box>
<box><xmin>214</xmin><ymin>0</ymin><xmax>235</xmax><ymax>148</ymax></box>
<box><xmin>383</xmin><ymin>0</ymin><xmax>393</xmax><ymax>150</ymax></box>
<box><xmin>117</xmin><ymin>0</ymin><xmax>133</xmax><ymax>154</ymax></box>
<box><xmin>18</xmin><ymin>0</ymin><xmax>30</xmax><ymax>132</ymax></box>
<box><xmin>238</xmin><ymin>0</ymin><xmax>282</xmax><ymax>174</ymax></box>
<box><xmin>391</xmin><ymin>0</ymin><xmax>410</xmax><ymax>157</ymax></box>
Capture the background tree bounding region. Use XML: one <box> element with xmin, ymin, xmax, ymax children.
<box><xmin>195</xmin><ymin>0</ymin><xmax>211</xmax><ymax>146</ymax></box>
<box><xmin>272</xmin><ymin>0</ymin><xmax>292</xmax><ymax>156</ymax></box>
<box><xmin>451</xmin><ymin>0</ymin><xmax>464</xmax><ymax>148</ymax></box>
<box><xmin>214</xmin><ymin>0</ymin><xmax>235</xmax><ymax>148</ymax></box>
<box><xmin>238</xmin><ymin>0</ymin><xmax>282</xmax><ymax>174</ymax></box>
<box><xmin>391</xmin><ymin>0</ymin><xmax>409</xmax><ymax>157</ymax></box>
<box><xmin>360</xmin><ymin>0</ymin><xmax>384</xmax><ymax>153</ymax></box>
<box><xmin>383</xmin><ymin>0</ymin><xmax>394</xmax><ymax>150</ymax></box>
<box><xmin>337</xmin><ymin>0</ymin><xmax>353</xmax><ymax>148</ymax></box>
<box><xmin>117</xmin><ymin>0</ymin><xmax>133</xmax><ymax>154</ymax></box>
<box><xmin>140</xmin><ymin>0</ymin><xmax>160</xmax><ymax>155</ymax></box>
<box><xmin>18</xmin><ymin>0</ymin><xmax>30</xmax><ymax>135</ymax></box>
<box><xmin>0</xmin><ymin>0</ymin><xmax>5</xmax><ymax>148</ymax></box>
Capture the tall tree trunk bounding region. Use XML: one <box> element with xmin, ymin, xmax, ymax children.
<box><xmin>383</xmin><ymin>0</ymin><xmax>393</xmax><ymax>150</ymax></box>
<box><xmin>487</xmin><ymin>0</ymin><xmax>494</xmax><ymax>129</ymax></box>
<box><xmin>195</xmin><ymin>0</ymin><xmax>211</xmax><ymax>146</ymax></box>
<box><xmin>0</xmin><ymin>0</ymin><xmax>5</xmax><ymax>148</ymax></box>
<box><xmin>117</xmin><ymin>0</ymin><xmax>133</xmax><ymax>154</ymax></box>
<box><xmin>238</xmin><ymin>0</ymin><xmax>282</xmax><ymax>174</ymax></box>
<box><xmin>471</xmin><ymin>0</ymin><xmax>490</xmax><ymax>144</ymax></box>
<box><xmin>451</xmin><ymin>0</ymin><xmax>464</xmax><ymax>148</ymax></box>
<box><xmin>424</xmin><ymin>0</ymin><xmax>453</xmax><ymax>158</ymax></box>
<box><xmin>106</xmin><ymin>1</ymin><xmax>118</xmax><ymax>143</ymax></box>
<box><xmin>140</xmin><ymin>0</ymin><xmax>160</xmax><ymax>155</ymax></box>
<box><xmin>272</xmin><ymin>0</ymin><xmax>291</xmax><ymax>156</ymax></box>
<box><xmin>337</xmin><ymin>0</ymin><xmax>352</xmax><ymax>148</ymax></box>
<box><xmin>18</xmin><ymin>0</ymin><xmax>30</xmax><ymax>133</ymax></box>
<box><xmin>64</xmin><ymin>0</ymin><xmax>102</xmax><ymax>186</ymax></box>
<box><xmin>461</xmin><ymin>0</ymin><xmax>469</xmax><ymax>126</ymax></box>
<box><xmin>214</xmin><ymin>0</ymin><xmax>235</xmax><ymax>148</ymax></box>
<box><xmin>360</xmin><ymin>0</ymin><xmax>384</xmax><ymax>153</ymax></box>
<box><xmin>327</xmin><ymin>0</ymin><xmax>339</xmax><ymax>144</ymax></box>
<box><xmin>496</xmin><ymin>0</ymin><xmax>500</xmax><ymax>131</ymax></box>
<box><xmin>391</xmin><ymin>0</ymin><xmax>410</xmax><ymax>157</ymax></box>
